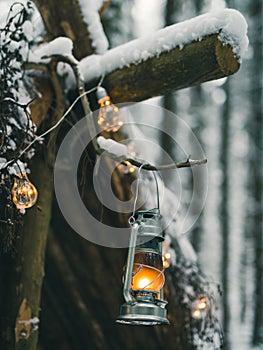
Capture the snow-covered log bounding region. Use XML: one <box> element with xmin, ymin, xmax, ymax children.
<box><xmin>79</xmin><ymin>9</ymin><xmax>248</xmax><ymax>103</ymax></box>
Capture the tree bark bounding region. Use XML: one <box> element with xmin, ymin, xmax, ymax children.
<box><xmin>220</xmin><ymin>79</ymin><xmax>230</xmax><ymax>346</ymax></box>
<box><xmin>0</xmin><ymin>154</ymin><xmax>53</xmax><ymax>350</ymax></box>
<box><xmin>85</xmin><ymin>34</ymin><xmax>240</xmax><ymax>104</ymax></box>
<box><xmin>250</xmin><ymin>0</ymin><xmax>263</xmax><ymax>344</ymax></box>
<box><xmin>38</xmin><ymin>165</ymin><xmax>194</xmax><ymax>350</ymax></box>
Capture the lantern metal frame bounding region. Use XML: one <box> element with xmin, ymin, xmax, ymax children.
<box><xmin>116</xmin><ymin>209</ymin><xmax>169</xmax><ymax>326</ymax></box>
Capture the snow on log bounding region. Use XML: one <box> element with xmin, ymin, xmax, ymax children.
<box><xmin>79</xmin><ymin>9</ymin><xmax>248</xmax><ymax>103</ymax></box>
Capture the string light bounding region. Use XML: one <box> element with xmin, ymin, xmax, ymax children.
<box><xmin>12</xmin><ymin>173</ymin><xmax>38</xmax><ymax>210</ymax></box>
<box><xmin>96</xmin><ymin>86</ymin><xmax>123</xmax><ymax>132</ymax></box>
<box><xmin>117</xmin><ymin>144</ymin><xmax>137</xmax><ymax>174</ymax></box>
<box><xmin>191</xmin><ymin>295</ymin><xmax>209</xmax><ymax>319</ymax></box>
<box><xmin>162</xmin><ymin>241</ymin><xmax>172</xmax><ymax>269</ymax></box>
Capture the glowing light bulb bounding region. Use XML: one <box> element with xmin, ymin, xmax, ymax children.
<box><xmin>162</xmin><ymin>252</ymin><xmax>171</xmax><ymax>269</ymax></box>
<box><xmin>117</xmin><ymin>144</ymin><xmax>137</xmax><ymax>174</ymax></box>
<box><xmin>191</xmin><ymin>295</ymin><xmax>209</xmax><ymax>319</ymax></box>
<box><xmin>117</xmin><ymin>160</ymin><xmax>136</xmax><ymax>174</ymax></box>
<box><xmin>96</xmin><ymin>86</ymin><xmax>123</xmax><ymax>132</ymax></box>
<box><xmin>131</xmin><ymin>252</ymin><xmax>165</xmax><ymax>292</ymax></box>
<box><xmin>192</xmin><ymin>309</ymin><xmax>201</xmax><ymax>319</ymax></box>
<box><xmin>162</xmin><ymin>241</ymin><xmax>172</xmax><ymax>269</ymax></box>
<box><xmin>12</xmin><ymin>173</ymin><xmax>38</xmax><ymax>210</ymax></box>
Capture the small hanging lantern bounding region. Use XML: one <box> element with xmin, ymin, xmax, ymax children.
<box><xmin>116</xmin><ymin>209</ymin><xmax>169</xmax><ymax>325</ymax></box>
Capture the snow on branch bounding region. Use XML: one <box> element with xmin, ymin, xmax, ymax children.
<box><xmin>97</xmin><ymin>136</ymin><xmax>128</xmax><ymax>159</ymax></box>
<box><xmin>34</xmin><ymin>0</ymin><xmax>108</xmax><ymax>59</ymax></box>
<box><xmin>29</xmin><ymin>37</ymin><xmax>73</xmax><ymax>63</ymax></box>
<box><xmin>97</xmin><ymin>136</ymin><xmax>207</xmax><ymax>171</ymax></box>
<box><xmin>78</xmin><ymin>0</ymin><xmax>109</xmax><ymax>54</ymax></box>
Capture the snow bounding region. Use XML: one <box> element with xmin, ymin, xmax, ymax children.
<box><xmin>7</xmin><ymin>161</ymin><xmax>26</xmax><ymax>176</ymax></box>
<box><xmin>23</xmin><ymin>20</ymin><xmax>34</xmax><ymax>42</ymax></box>
<box><xmin>132</xmin><ymin>0</ymin><xmax>165</xmax><ymax>37</ymax></box>
<box><xmin>18</xmin><ymin>316</ymin><xmax>39</xmax><ymax>326</ymax></box>
<box><xmin>29</xmin><ymin>37</ymin><xmax>73</xmax><ymax>62</ymax></box>
<box><xmin>79</xmin><ymin>9</ymin><xmax>248</xmax><ymax>84</ymax></box>
<box><xmin>206</xmin><ymin>0</ymin><xmax>226</xmax><ymax>12</ymax></box>
<box><xmin>0</xmin><ymin>158</ymin><xmax>7</xmax><ymax>166</ymax></box>
<box><xmin>78</xmin><ymin>0</ymin><xmax>109</xmax><ymax>54</ymax></box>
<box><xmin>97</xmin><ymin>136</ymin><xmax>128</xmax><ymax>159</ymax></box>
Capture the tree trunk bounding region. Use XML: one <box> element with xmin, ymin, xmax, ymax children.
<box><xmin>0</xmin><ymin>154</ymin><xmax>53</xmax><ymax>350</ymax></box>
<box><xmin>160</xmin><ymin>0</ymin><xmax>179</xmax><ymax>184</ymax></box>
<box><xmin>220</xmin><ymin>79</ymin><xmax>230</xmax><ymax>346</ymax></box>
<box><xmin>38</xmin><ymin>164</ymin><xmax>194</xmax><ymax>350</ymax></box>
<box><xmin>250</xmin><ymin>0</ymin><xmax>263</xmax><ymax>344</ymax></box>
<box><xmin>34</xmin><ymin>0</ymin><xmax>108</xmax><ymax>59</ymax></box>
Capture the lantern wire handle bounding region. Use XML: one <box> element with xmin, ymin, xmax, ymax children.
<box><xmin>123</xmin><ymin>222</ymin><xmax>140</xmax><ymax>303</ymax></box>
<box><xmin>152</xmin><ymin>170</ymin><xmax>160</xmax><ymax>211</ymax></box>
<box><xmin>131</xmin><ymin>164</ymin><xmax>160</xmax><ymax>221</ymax></box>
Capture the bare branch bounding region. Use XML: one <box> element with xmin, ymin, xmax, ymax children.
<box><xmin>126</xmin><ymin>157</ymin><xmax>207</xmax><ymax>171</ymax></box>
<box><xmin>97</xmin><ymin>147</ymin><xmax>207</xmax><ymax>171</ymax></box>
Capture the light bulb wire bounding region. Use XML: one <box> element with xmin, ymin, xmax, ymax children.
<box><xmin>97</xmin><ymin>73</ymin><xmax>105</xmax><ymax>87</ymax></box>
<box><xmin>0</xmin><ymin>84</ymin><xmax>101</xmax><ymax>170</ymax></box>
<box><xmin>130</xmin><ymin>164</ymin><xmax>161</xmax><ymax>221</ymax></box>
<box><xmin>13</xmin><ymin>161</ymin><xmax>24</xmax><ymax>178</ymax></box>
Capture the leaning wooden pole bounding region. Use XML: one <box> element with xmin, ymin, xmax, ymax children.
<box><xmin>0</xmin><ymin>155</ymin><xmax>53</xmax><ymax>350</ymax></box>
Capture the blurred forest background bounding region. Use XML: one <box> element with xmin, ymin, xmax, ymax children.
<box><xmin>102</xmin><ymin>0</ymin><xmax>262</xmax><ymax>348</ymax></box>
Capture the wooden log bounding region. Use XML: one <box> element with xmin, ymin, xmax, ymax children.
<box><xmin>85</xmin><ymin>34</ymin><xmax>240</xmax><ymax>103</ymax></box>
<box><xmin>0</xmin><ymin>155</ymin><xmax>53</xmax><ymax>350</ymax></box>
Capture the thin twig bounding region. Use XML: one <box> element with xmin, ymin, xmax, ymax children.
<box><xmin>1</xmin><ymin>96</ymin><xmax>36</xmax><ymax>110</ymax></box>
<box><xmin>98</xmin><ymin>150</ymin><xmax>207</xmax><ymax>171</ymax></box>
<box><xmin>126</xmin><ymin>157</ymin><xmax>207</xmax><ymax>170</ymax></box>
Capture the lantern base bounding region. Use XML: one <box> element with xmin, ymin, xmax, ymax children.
<box><xmin>116</xmin><ymin>300</ymin><xmax>169</xmax><ymax>326</ymax></box>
